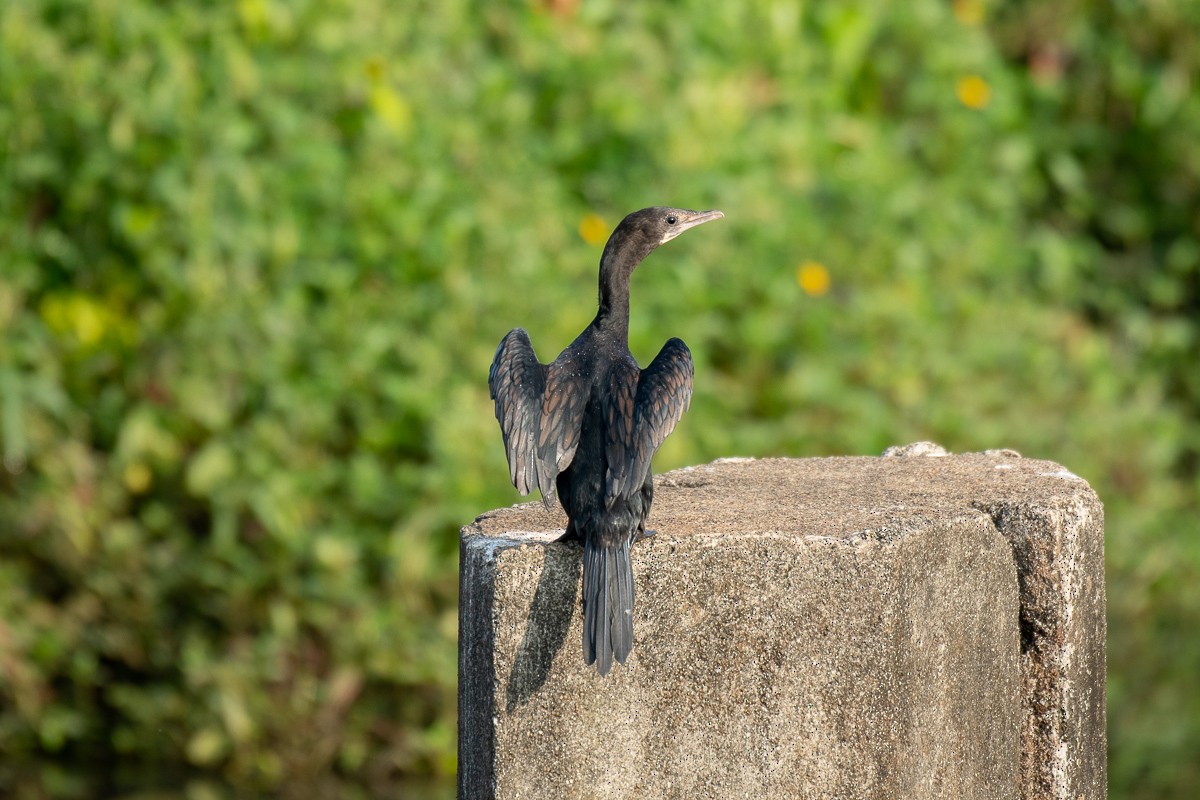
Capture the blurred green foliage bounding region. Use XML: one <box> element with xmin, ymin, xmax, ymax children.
<box><xmin>0</xmin><ymin>0</ymin><xmax>1197</xmax><ymax>795</ymax></box>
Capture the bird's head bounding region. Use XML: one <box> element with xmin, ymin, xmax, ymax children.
<box><xmin>600</xmin><ymin>207</ymin><xmax>724</xmax><ymax>278</ymax></box>
<box><xmin>626</xmin><ymin>206</ymin><xmax>725</xmax><ymax>247</ymax></box>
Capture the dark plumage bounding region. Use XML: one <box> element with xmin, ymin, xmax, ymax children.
<box><xmin>488</xmin><ymin>206</ymin><xmax>723</xmax><ymax>675</ymax></box>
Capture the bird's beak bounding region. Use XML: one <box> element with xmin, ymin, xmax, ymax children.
<box><xmin>664</xmin><ymin>209</ymin><xmax>724</xmax><ymax>242</ymax></box>
<box><xmin>679</xmin><ymin>209</ymin><xmax>724</xmax><ymax>231</ymax></box>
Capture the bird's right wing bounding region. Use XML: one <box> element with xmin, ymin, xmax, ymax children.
<box><xmin>605</xmin><ymin>338</ymin><xmax>694</xmax><ymax>506</ymax></box>
<box><xmin>488</xmin><ymin>328</ymin><xmax>586</xmax><ymax>507</ymax></box>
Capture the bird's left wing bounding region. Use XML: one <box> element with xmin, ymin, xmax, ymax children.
<box><xmin>605</xmin><ymin>338</ymin><xmax>694</xmax><ymax>506</ymax></box>
<box><xmin>536</xmin><ymin>352</ymin><xmax>588</xmax><ymax>495</ymax></box>
<box><xmin>489</xmin><ymin>329</ymin><xmax>588</xmax><ymax>508</ymax></box>
<box><xmin>489</xmin><ymin>329</ymin><xmax>547</xmax><ymax>498</ymax></box>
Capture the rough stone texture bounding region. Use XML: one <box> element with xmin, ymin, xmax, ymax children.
<box><xmin>458</xmin><ymin>453</ymin><xmax>1106</xmax><ymax>800</ymax></box>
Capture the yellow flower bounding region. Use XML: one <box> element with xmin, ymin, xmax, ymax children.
<box><xmin>953</xmin><ymin>0</ymin><xmax>985</xmax><ymax>26</ymax></box>
<box><xmin>578</xmin><ymin>213</ymin><xmax>609</xmax><ymax>246</ymax></box>
<box><xmin>796</xmin><ymin>261</ymin><xmax>831</xmax><ymax>297</ymax></box>
<box><xmin>956</xmin><ymin>75</ymin><xmax>991</xmax><ymax>109</ymax></box>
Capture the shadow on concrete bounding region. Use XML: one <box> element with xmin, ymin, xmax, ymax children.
<box><xmin>506</xmin><ymin>543</ymin><xmax>581</xmax><ymax>712</ymax></box>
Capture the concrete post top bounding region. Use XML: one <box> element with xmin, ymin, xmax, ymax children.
<box><xmin>459</xmin><ymin>448</ymin><xmax>1106</xmax><ymax>800</ymax></box>
<box><xmin>466</xmin><ymin>449</ymin><xmax>1100</xmax><ymax>545</ymax></box>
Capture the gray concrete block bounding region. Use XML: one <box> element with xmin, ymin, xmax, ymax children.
<box><xmin>458</xmin><ymin>452</ymin><xmax>1106</xmax><ymax>800</ymax></box>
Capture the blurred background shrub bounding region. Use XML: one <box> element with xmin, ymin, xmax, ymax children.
<box><xmin>0</xmin><ymin>0</ymin><xmax>1197</xmax><ymax>796</ymax></box>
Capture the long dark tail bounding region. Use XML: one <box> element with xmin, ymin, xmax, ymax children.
<box><xmin>582</xmin><ymin>537</ymin><xmax>634</xmax><ymax>676</ymax></box>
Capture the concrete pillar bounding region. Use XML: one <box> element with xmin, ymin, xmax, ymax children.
<box><xmin>458</xmin><ymin>450</ymin><xmax>1105</xmax><ymax>800</ymax></box>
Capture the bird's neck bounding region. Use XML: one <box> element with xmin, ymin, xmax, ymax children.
<box><xmin>596</xmin><ymin>267</ymin><xmax>631</xmax><ymax>340</ymax></box>
<box><xmin>594</xmin><ymin>235</ymin><xmax>652</xmax><ymax>342</ymax></box>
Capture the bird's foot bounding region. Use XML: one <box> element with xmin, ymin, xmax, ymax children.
<box><xmin>556</xmin><ymin>525</ymin><xmax>583</xmax><ymax>543</ymax></box>
<box><xmin>633</xmin><ymin>528</ymin><xmax>657</xmax><ymax>543</ymax></box>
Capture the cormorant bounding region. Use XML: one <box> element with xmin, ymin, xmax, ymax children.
<box><xmin>488</xmin><ymin>206</ymin><xmax>724</xmax><ymax>676</ymax></box>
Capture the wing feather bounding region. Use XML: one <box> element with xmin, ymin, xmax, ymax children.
<box><xmin>540</xmin><ymin>353</ymin><xmax>587</xmax><ymax>474</ymax></box>
<box><xmin>604</xmin><ymin>338</ymin><xmax>694</xmax><ymax>506</ymax></box>
<box><xmin>489</xmin><ymin>328</ymin><xmax>587</xmax><ymax>507</ymax></box>
<box><xmin>603</xmin><ymin>358</ymin><xmax>640</xmax><ymax>507</ymax></box>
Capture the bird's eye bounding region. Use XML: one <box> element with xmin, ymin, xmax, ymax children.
<box><xmin>666</xmin><ymin>215</ymin><xmax>677</xmax><ymax>225</ymax></box>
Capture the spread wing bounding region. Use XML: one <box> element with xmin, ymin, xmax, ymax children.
<box><xmin>604</xmin><ymin>338</ymin><xmax>694</xmax><ymax>506</ymax></box>
<box><xmin>488</xmin><ymin>328</ymin><xmax>587</xmax><ymax>508</ymax></box>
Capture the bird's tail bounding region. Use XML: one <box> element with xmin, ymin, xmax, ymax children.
<box><xmin>582</xmin><ymin>537</ymin><xmax>635</xmax><ymax>676</ymax></box>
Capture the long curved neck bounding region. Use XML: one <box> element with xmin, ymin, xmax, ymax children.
<box><xmin>595</xmin><ymin>231</ymin><xmax>654</xmax><ymax>341</ymax></box>
<box><xmin>597</xmin><ymin>262</ymin><xmax>631</xmax><ymax>339</ymax></box>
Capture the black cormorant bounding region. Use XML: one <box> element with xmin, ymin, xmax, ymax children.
<box><xmin>488</xmin><ymin>206</ymin><xmax>724</xmax><ymax>675</ymax></box>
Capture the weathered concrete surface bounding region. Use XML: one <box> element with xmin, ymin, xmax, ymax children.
<box><xmin>458</xmin><ymin>452</ymin><xmax>1106</xmax><ymax>800</ymax></box>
